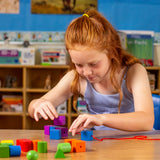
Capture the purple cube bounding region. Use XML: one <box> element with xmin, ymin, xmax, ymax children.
<box><xmin>44</xmin><ymin>125</ymin><xmax>54</xmax><ymax>135</ymax></box>
<box><xmin>54</xmin><ymin>116</ymin><xmax>66</xmax><ymax>126</ymax></box>
<box><xmin>55</xmin><ymin>127</ymin><xmax>68</xmax><ymax>138</ymax></box>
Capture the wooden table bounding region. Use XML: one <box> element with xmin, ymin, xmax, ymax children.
<box><xmin>1</xmin><ymin>129</ymin><xmax>160</xmax><ymax>160</ymax></box>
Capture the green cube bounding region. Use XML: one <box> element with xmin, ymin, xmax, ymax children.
<box><xmin>0</xmin><ymin>145</ymin><xmax>10</xmax><ymax>158</ymax></box>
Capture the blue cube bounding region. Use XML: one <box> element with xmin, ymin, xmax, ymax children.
<box><xmin>9</xmin><ymin>145</ymin><xmax>21</xmax><ymax>156</ymax></box>
<box><xmin>81</xmin><ymin>130</ymin><xmax>93</xmax><ymax>141</ymax></box>
<box><xmin>50</xmin><ymin>129</ymin><xmax>61</xmax><ymax>140</ymax></box>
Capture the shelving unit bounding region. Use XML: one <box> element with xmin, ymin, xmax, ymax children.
<box><xmin>0</xmin><ymin>65</ymin><xmax>159</xmax><ymax>130</ymax></box>
<box><xmin>146</xmin><ymin>66</ymin><xmax>160</xmax><ymax>94</ymax></box>
<box><xmin>0</xmin><ymin>64</ymin><xmax>74</xmax><ymax>129</ymax></box>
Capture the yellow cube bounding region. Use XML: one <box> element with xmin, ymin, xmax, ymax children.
<box><xmin>1</xmin><ymin>140</ymin><xmax>14</xmax><ymax>145</ymax></box>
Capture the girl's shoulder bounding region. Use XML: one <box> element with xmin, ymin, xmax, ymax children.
<box><xmin>127</xmin><ymin>63</ymin><xmax>146</xmax><ymax>75</ymax></box>
<box><xmin>126</xmin><ymin>63</ymin><xmax>147</xmax><ymax>92</ymax></box>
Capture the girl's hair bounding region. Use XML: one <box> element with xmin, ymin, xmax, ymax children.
<box><xmin>65</xmin><ymin>9</ymin><xmax>141</xmax><ymax>112</ymax></box>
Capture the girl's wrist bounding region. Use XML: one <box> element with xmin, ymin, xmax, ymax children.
<box><xmin>96</xmin><ymin>114</ymin><xmax>106</xmax><ymax>126</ymax></box>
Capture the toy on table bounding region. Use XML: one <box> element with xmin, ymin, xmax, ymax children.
<box><xmin>44</xmin><ymin>115</ymin><xmax>68</xmax><ymax>140</ymax></box>
<box><xmin>64</xmin><ymin>139</ymin><xmax>86</xmax><ymax>152</ymax></box>
<box><xmin>57</xmin><ymin>143</ymin><xmax>71</xmax><ymax>153</ymax></box>
<box><xmin>54</xmin><ymin>149</ymin><xmax>65</xmax><ymax>158</ymax></box>
<box><xmin>0</xmin><ymin>116</ymin><xmax>92</xmax><ymax>158</ymax></box>
<box><xmin>37</xmin><ymin>141</ymin><xmax>47</xmax><ymax>153</ymax></box>
<box><xmin>0</xmin><ymin>140</ymin><xmax>21</xmax><ymax>158</ymax></box>
<box><xmin>1</xmin><ymin>140</ymin><xmax>14</xmax><ymax>145</ymax></box>
<box><xmin>54</xmin><ymin>140</ymin><xmax>86</xmax><ymax>158</ymax></box>
<box><xmin>0</xmin><ymin>145</ymin><xmax>10</xmax><ymax>158</ymax></box>
<box><xmin>54</xmin><ymin>115</ymin><xmax>66</xmax><ymax>126</ymax></box>
<box><xmin>10</xmin><ymin>145</ymin><xmax>21</xmax><ymax>157</ymax></box>
<box><xmin>81</xmin><ymin>130</ymin><xmax>93</xmax><ymax>141</ymax></box>
<box><xmin>32</xmin><ymin>140</ymin><xmax>42</xmax><ymax>151</ymax></box>
<box><xmin>26</xmin><ymin>150</ymin><xmax>38</xmax><ymax>160</ymax></box>
<box><xmin>43</xmin><ymin>115</ymin><xmax>87</xmax><ymax>159</ymax></box>
<box><xmin>16</xmin><ymin>139</ymin><xmax>33</xmax><ymax>152</ymax></box>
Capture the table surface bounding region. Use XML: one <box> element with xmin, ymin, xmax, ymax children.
<box><xmin>1</xmin><ymin>129</ymin><xmax>160</xmax><ymax>160</ymax></box>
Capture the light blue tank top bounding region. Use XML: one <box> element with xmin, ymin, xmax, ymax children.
<box><xmin>84</xmin><ymin>67</ymin><xmax>134</xmax><ymax>130</ymax></box>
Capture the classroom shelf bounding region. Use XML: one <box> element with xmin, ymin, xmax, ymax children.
<box><xmin>0</xmin><ymin>65</ymin><xmax>73</xmax><ymax>129</ymax></box>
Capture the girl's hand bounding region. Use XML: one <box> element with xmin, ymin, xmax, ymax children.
<box><xmin>33</xmin><ymin>98</ymin><xmax>58</xmax><ymax>121</ymax></box>
<box><xmin>69</xmin><ymin>114</ymin><xmax>103</xmax><ymax>136</ymax></box>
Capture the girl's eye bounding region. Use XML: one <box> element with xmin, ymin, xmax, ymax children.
<box><xmin>75</xmin><ymin>64</ymin><xmax>83</xmax><ymax>67</ymax></box>
<box><xmin>90</xmin><ymin>63</ymin><xmax>97</xmax><ymax>67</ymax></box>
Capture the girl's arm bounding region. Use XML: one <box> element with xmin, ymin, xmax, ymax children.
<box><xmin>28</xmin><ymin>70</ymin><xmax>74</xmax><ymax>121</ymax></box>
<box><xmin>69</xmin><ymin>64</ymin><xmax>154</xmax><ymax>135</ymax></box>
<box><xmin>101</xmin><ymin>63</ymin><xmax>154</xmax><ymax>131</ymax></box>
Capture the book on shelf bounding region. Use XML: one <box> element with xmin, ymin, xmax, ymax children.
<box><xmin>121</xmin><ymin>30</ymin><xmax>154</xmax><ymax>66</ymax></box>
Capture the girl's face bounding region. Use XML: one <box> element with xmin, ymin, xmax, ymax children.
<box><xmin>69</xmin><ymin>47</ymin><xmax>111</xmax><ymax>83</ymax></box>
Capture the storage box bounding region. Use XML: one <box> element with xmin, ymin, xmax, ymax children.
<box><xmin>0</xmin><ymin>47</ymin><xmax>35</xmax><ymax>65</ymax></box>
<box><xmin>0</xmin><ymin>49</ymin><xmax>21</xmax><ymax>64</ymax></box>
<box><xmin>19</xmin><ymin>48</ymin><xmax>35</xmax><ymax>65</ymax></box>
<box><xmin>57</xmin><ymin>101</ymin><xmax>67</xmax><ymax>114</ymax></box>
<box><xmin>41</xmin><ymin>46</ymin><xmax>67</xmax><ymax>65</ymax></box>
<box><xmin>77</xmin><ymin>97</ymin><xmax>88</xmax><ymax>113</ymax></box>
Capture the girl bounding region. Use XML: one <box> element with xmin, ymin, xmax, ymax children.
<box><xmin>28</xmin><ymin>9</ymin><xmax>154</xmax><ymax>136</ymax></box>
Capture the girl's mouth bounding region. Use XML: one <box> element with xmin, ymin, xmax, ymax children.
<box><xmin>87</xmin><ymin>76</ymin><xmax>96</xmax><ymax>81</ymax></box>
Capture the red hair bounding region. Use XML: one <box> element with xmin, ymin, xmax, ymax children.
<box><xmin>65</xmin><ymin>9</ymin><xmax>141</xmax><ymax>112</ymax></box>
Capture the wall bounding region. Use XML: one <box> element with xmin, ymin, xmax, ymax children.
<box><xmin>0</xmin><ymin>0</ymin><xmax>160</xmax><ymax>32</ymax></box>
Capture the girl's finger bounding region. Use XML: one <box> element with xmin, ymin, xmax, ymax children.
<box><xmin>41</xmin><ymin>107</ymin><xmax>53</xmax><ymax>120</ymax></box>
<box><xmin>70</xmin><ymin>119</ymin><xmax>86</xmax><ymax>135</ymax></box>
<box><xmin>38</xmin><ymin>109</ymin><xmax>48</xmax><ymax>120</ymax></box>
<box><xmin>69</xmin><ymin>117</ymin><xmax>80</xmax><ymax>131</ymax></box>
<box><xmin>83</xmin><ymin>118</ymin><xmax>91</xmax><ymax>128</ymax></box>
<box><xmin>46</xmin><ymin>101</ymin><xmax>58</xmax><ymax>118</ymax></box>
<box><xmin>34</xmin><ymin>112</ymin><xmax>39</xmax><ymax>122</ymax></box>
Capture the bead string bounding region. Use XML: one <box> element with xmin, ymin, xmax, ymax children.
<box><xmin>92</xmin><ymin>135</ymin><xmax>160</xmax><ymax>141</ymax></box>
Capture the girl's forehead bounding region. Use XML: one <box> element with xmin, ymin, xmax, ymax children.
<box><xmin>69</xmin><ymin>47</ymin><xmax>105</xmax><ymax>54</ymax></box>
<box><xmin>69</xmin><ymin>45</ymin><xmax>108</xmax><ymax>54</ymax></box>
<box><xmin>69</xmin><ymin>49</ymin><xmax>100</xmax><ymax>58</ymax></box>
<box><xmin>69</xmin><ymin>49</ymin><xmax>107</xmax><ymax>63</ymax></box>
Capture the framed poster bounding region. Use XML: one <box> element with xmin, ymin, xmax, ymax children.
<box><xmin>0</xmin><ymin>0</ymin><xmax>19</xmax><ymax>14</ymax></box>
<box><xmin>31</xmin><ymin>0</ymin><xmax>97</xmax><ymax>14</ymax></box>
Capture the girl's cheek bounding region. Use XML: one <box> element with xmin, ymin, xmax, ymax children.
<box><xmin>76</xmin><ymin>68</ymin><xmax>83</xmax><ymax>75</ymax></box>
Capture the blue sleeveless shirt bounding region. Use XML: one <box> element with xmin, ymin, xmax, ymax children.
<box><xmin>84</xmin><ymin>68</ymin><xmax>134</xmax><ymax>130</ymax></box>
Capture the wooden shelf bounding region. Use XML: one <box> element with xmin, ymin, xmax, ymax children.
<box><xmin>146</xmin><ymin>66</ymin><xmax>160</xmax><ymax>70</ymax></box>
<box><xmin>152</xmin><ymin>90</ymin><xmax>160</xmax><ymax>94</ymax></box>
<box><xmin>0</xmin><ymin>88</ymin><xmax>23</xmax><ymax>92</ymax></box>
<box><xmin>0</xmin><ymin>64</ymin><xmax>71</xmax><ymax>129</ymax></box>
<box><xmin>0</xmin><ymin>112</ymin><xmax>23</xmax><ymax>116</ymax></box>
<box><xmin>71</xmin><ymin>113</ymin><xmax>79</xmax><ymax>117</ymax></box>
<box><xmin>26</xmin><ymin>88</ymin><xmax>49</xmax><ymax>93</ymax></box>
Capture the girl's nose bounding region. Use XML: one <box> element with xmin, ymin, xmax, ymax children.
<box><xmin>83</xmin><ymin>66</ymin><xmax>92</xmax><ymax>76</ymax></box>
